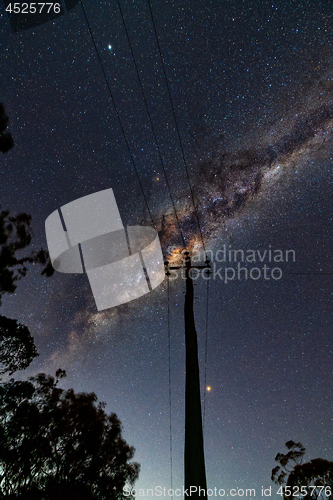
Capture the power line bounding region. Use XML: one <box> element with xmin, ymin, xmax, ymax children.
<box><xmin>79</xmin><ymin>0</ymin><xmax>155</xmax><ymax>228</ymax></box>
<box><xmin>146</xmin><ymin>0</ymin><xmax>207</xmax><ymax>257</ymax></box>
<box><xmin>80</xmin><ymin>2</ymin><xmax>211</xmax><ymax>489</ymax></box>
<box><xmin>203</xmin><ymin>274</ymin><xmax>210</xmax><ymax>433</ymax></box>
<box><xmin>116</xmin><ymin>0</ymin><xmax>186</xmax><ymax>250</ymax></box>
<box><xmin>167</xmin><ymin>274</ymin><xmax>173</xmax><ymax>499</ymax></box>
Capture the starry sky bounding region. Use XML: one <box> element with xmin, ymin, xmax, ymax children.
<box><xmin>0</xmin><ymin>0</ymin><xmax>333</xmax><ymax>497</ymax></box>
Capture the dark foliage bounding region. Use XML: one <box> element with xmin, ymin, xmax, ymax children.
<box><xmin>0</xmin><ymin>208</ymin><xmax>54</xmax><ymax>375</ymax></box>
<box><xmin>0</xmin><ymin>371</ymin><xmax>139</xmax><ymax>499</ymax></box>
<box><xmin>0</xmin><ymin>315</ymin><xmax>38</xmax><ymax>375</ymax></box>
<box><xmin>0</xmin><ymin>208</ymin><xmax>54</xmax><ymax>304</ymax></box>
<box><xmin>0</xmin><ymin>104</ymin><xmax>14</xmax><ymax>153</ymax></box>
<box><xmin>0</xmin><ymin>205</ymin><xmax>139</xmax><ymax>497</ymax></box>
<box><xmin>272</xmin><ymin>441</ymin><xmax>333</xmax><ymax>500</ymax></box>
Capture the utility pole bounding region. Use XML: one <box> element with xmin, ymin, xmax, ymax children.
<box><xmin>166</xmin><ymin>251</ymin><xmax>210</xmax><ymax>499</ymax></box>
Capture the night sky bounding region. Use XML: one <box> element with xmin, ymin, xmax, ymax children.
<box><xmin>0</xmin><ymin>0</ymin><xmax>332</xmax><ymax>497</ymax></box>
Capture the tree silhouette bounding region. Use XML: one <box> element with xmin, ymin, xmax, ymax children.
<box><xmin>272</xmin><ymin>441</ymin><xmax>333</xmax><ymax>500</ymax></box>
<box><xmin>0</xmin><ymin>103</ymin><xmax>14</xmax><ymax>154</ymax></box>
<box><xmin>0</xmin><ymin>207</ymin><xmax>140</xmax><ymax>497</ymax></box>
<box><xmin>0</xmin><ymin>209</ymin><xmax>54</xmax><ymax>303</ymax></box>
<box><xmin>0</xmin><ymin>370</ymin><xmax>139</xmax><ymax>499</ymax></box>
<box><xmin>0</xmin><ymin>208</ymin><xmax>53</xmax><ymax>375</ymax></box>
<box><xmin>0</xmin><ymin>315</ymin><xmax>38</xmax><ymax>376</ymax></box>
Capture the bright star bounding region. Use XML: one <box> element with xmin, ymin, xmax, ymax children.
<box><xmin>108</xmin><ymin>45</ymin><xmax>112</xmax><ymax>50</ymax></box>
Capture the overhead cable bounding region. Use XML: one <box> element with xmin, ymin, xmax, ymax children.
<box><xmin>146</xmin><ymin>0</ymin><xmax>207</xmax><ymax>257</ymax></box>
<box><xmin>116</xmin><ymin>0</ymin><xmax>186</xmax><ymax>250</ymax></box>
<box><xmin>80</xmin><ymin>0</ymin><xmax>155</xmax><ymax>228</ymax></box>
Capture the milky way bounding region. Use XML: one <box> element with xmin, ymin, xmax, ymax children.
<box><xmin>159</xmin><ymin>73</ymin><xmax>333</xmax><ymax>253</ymax></box>
<box><xmin>1</xmin><ymin>2</ymin><xmax>332</xmax><ymax>496</ymax></box>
